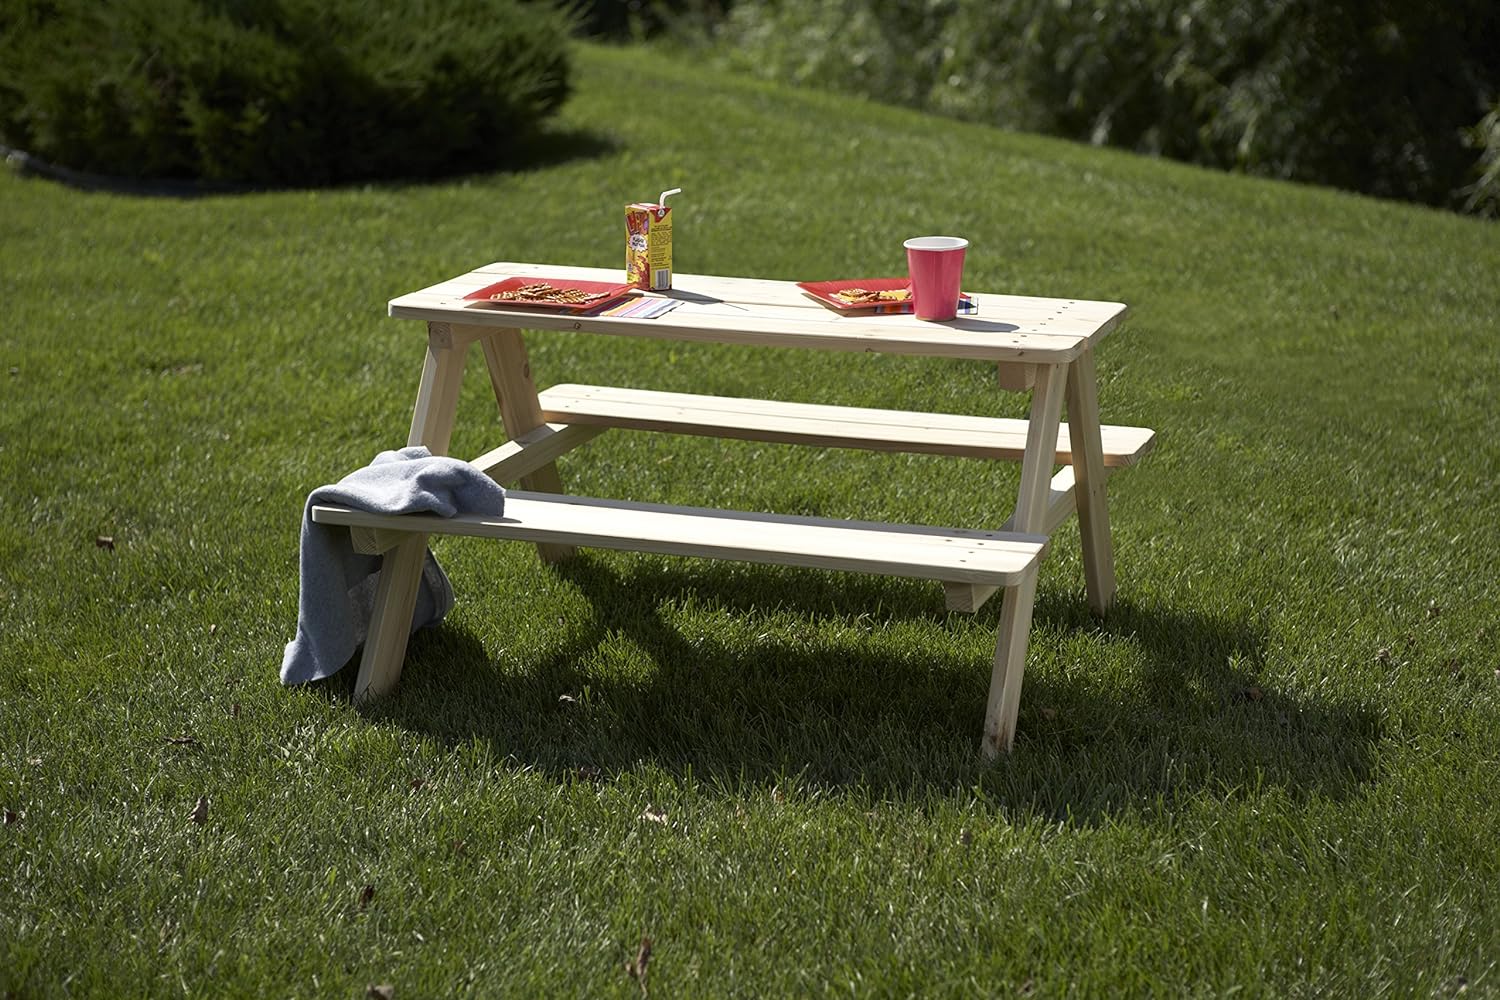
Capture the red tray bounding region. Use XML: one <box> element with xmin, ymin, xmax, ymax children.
<box><xmin>797</xmin><ymin>277</ymin><xmax>913</xmax><ymax>312</ymax></box>
<box><xmin>464</xmin><ymin>277</ymin><xmax>635</xmax><ymax>313</ymax></box>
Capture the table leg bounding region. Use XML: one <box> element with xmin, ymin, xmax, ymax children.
<box><xmin>948</xmin><ymin>362</ymin><xmax>1068</xmax><ymax>613</ymax></box>
<box><xmin>354</xmin><ymin>322</ymin><xmax>470</xmax><ymax>705</ymax></box>
<box><xmin>478</xmin><ymin>326</ymin><xmax>575</xmax><ymax>563</ymax></box>
<box><xmin>980</xmin><ymin>363</ymin><xmax>1066</xmax><ymax>754</ymax></box>
<box><xmin>982</xmin><ymin>562</ymin><xmax>1040</xmax><ymax>757</ymax></box>
<box><xmin>1064</xmin><ymin>345</ymin><xmax>1117</xmax><ymax>614</ymax></box>
<box><xmin>1013</xmin><ymin>363</ymin><xmax>1068</xmax><ymax>531</ymax></box>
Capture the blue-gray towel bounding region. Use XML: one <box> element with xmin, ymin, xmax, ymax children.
<box><xmin>280</xmin><ymin>446</ymin><xmax>507</xmax><ymax>685</ymax></box>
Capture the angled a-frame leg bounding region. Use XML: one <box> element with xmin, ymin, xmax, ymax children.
<box><xmin>353</xmin><ymin>321</ymin><xmax>470</xmax><ymax>705</ymax></box>
<box><xmin>980</xmin><ymin>362</ymin><xmax>1067</xmax><ymax>756</ymax></box>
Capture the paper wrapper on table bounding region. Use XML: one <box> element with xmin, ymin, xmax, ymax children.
<box><xmin>872</xmin><ymin>295</ymin><xmax>979</xmax><ymax>316</ymax></box>
<box><xmin>626</xmin><ymin>198</ymin><xmax>675</xmax><ymax>291</ymax></box>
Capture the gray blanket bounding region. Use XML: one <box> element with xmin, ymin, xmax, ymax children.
<box><xmin>280</xmin><ymin>446</ymin><xmax>507</xmax><ymax>685</ymax></box>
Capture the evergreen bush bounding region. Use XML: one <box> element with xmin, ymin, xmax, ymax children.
<box><xmin>0</xmin><ymin>0</ymin><xmax>578</xmax><ymax>186</ymax></box>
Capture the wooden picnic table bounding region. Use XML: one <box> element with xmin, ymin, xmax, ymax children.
<box><xmin>312</xmin><ymin>262</ymin><xmax>1154</xmax><ymax>754</ymax></box>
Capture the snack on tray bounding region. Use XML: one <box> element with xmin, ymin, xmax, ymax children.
<box><xmin>489</xmin><ymin>282</ymin><xmax>609</xmax><ymax>305</ymax></box>
<box><xmin>832</xmin><ymin>287</ymin><xmax>911</xmax><ymax>305</ymax></box>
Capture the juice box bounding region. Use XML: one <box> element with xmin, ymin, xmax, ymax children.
<box><xmin>626</xmin><ymin>187</ymin><xmax>680</xmax><ymax>290</ymax></box>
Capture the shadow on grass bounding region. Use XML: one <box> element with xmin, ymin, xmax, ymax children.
<box><xmin>4</xmin><ymin>125</ymin><xmax>619</xmax><ymax>198</ymax></box>
<box><xmin>362</xmin><ymin>554</ymin><xmax>1379</xmax><ymax>824</ymax></box>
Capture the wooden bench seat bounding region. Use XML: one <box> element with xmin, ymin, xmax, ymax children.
<box><xmin>536</xmin><ymin>383</ymin><xmax>1156</xmax><ymax>467</ymax></box>
<box><xmin>476</xmin><ymin>384</ymin><xmax>1153</xmax><ymax>614</ymax></box>
<box><xmin>311</xmin><ymin>490</ymin><xmax>1049</xmax><ymax>756</ymax></box>
<box><xmin>312</xmin><ymin>491</ymin><xmax>1048</xmax><ymax>585</ymax></box>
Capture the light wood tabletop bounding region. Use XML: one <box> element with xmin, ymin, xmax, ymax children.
<box><xmin>388</xmin><ymin>262</ymin><xmax>1128</xmax><ymax>363</ymax></box>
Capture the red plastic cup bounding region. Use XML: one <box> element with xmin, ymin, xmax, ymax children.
<box><xmin>904</xmin><ymin>236</ymin><xmax>969</xmax><ymax>321</ymax></box>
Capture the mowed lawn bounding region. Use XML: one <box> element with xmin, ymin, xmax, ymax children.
<box><xmin>3</xmin><ymin>41</ymin><xmax>1500</xmax><ymax>997</ymax></box>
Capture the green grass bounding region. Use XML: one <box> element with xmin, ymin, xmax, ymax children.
<box><xmin>3</xmin><ymin>41</ymin><xmax>1500</xmax><ymax>997</ymax></box>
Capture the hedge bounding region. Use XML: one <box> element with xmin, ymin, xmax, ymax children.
<box><xmin>702</xmin><ymin>0</ymin><xmax>1500</xmax><ymax>216</ymax></box>
<box><xmin>0</xmin><ymin>0</ymin><xmax>578</xmax><ymax>186</ymax></box>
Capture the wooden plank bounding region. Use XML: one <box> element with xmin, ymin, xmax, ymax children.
<box><xmin>452</xmin><ymin>291</ymin><xmax>1122</xmax><ymax>338</ymax></box>
<box><xmin>469</xmin><ymin>422</ymin><xmax>604</xmax><ymax>486</ymax></box>
<box><xmin>387</xmin><ymin>285</ymin><xmax>1107</xmax><ymax>363</ymax></box>
<box><xmin>462</xmin><ymin>263</ymin><xmax>1129</xmax><ymax>325</ymax></box>
<box><xmin>350</xmin><ymin>524</ymin><xmax>397</xmax><ymax>555</ymax></box>
<box><xmin>996</xmin><ymin>363</ymin><xmax>1037</xmax><ymax>393</ymax></box>
<box><xmin>355</xmin><ymin>536</ymin><xmax>427</xmax><ymax>705</ymax></box>
<box><xmin>404</xmin><ymin>322</ymin><xmax>467</xmax><ymax>454</ymax></box>
<box><xmin>1065</xmin><ymin>345</ymin><xmax>1117</xmax><ymax>614</ymax></box>
<box><xmin>355</xmin><ymin>322</ymin><xmax>469</xmax><ymax>706</ymax></box>
<box><xmin>1012</xmin><ymin>364</ymin><xmax>1068</xmax><ymax>534</ymax></box>
<box><xmin>536</xmin><ymin>384</ymin><xmax>1156</xmax><ymax>468</ymax></box>
<box><xmin>389</xmin><ymin>267</ymin><xmax>1130</xmax><ymax>363</ymax></box>
<box><xmin>312</xmin><ymin>491</ymin><xmax>1048</xmax><ymax>587</ymax></box>
<box><xmin>952</xmin><ymin>363</ymin><xmax>1068</xmax><ymax>619</ymax></box>
<box><xmin>478</xmin><ymin>328</ymin><xmax>574</xmax><ymax>563</ymax></box>
<box><xmin>395</xmin><ymin>276</ymin><xmax>1114</xmax><ymax>326</ymax></box>
<box><xmin>982</xmin><ymin>563</ymin><xmax>1041</xmax><ymax>757</ymax></box>
<box><xmin>393</xmin><ymin>302</ymin><xmax>1093</xmax><ymax>363</ymax></box>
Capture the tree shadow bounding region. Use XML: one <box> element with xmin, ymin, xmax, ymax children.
<box><xmin>3</xmin><ymin>125</ymin><xmax>618</xmax><ymax>198</ymax></box>
<box><xmin>363</xmin><ymin>555</ymin><xmax>1380</xmax><ymax>824</ymax></box>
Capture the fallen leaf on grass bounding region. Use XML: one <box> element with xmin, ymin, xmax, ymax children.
<box><xmin>188</xmin><ymin>796</ymin><xmax>209</xmax><ymax>825</ymax></box>
<box><xmin>1039</xmin><ymin>707</ymin><xmax>1058</xmax><ymax>721</ymax></box>
<box><xmin>95</xmin><ymin>535</ymin><xmax>115</xmax><ymax>551</ymax></box>
<box><xmin>366</xmin><ymin>986</ymin><xmax>394</xmax><ymax>1000</ymax></box>
<box><xmin>358</xmin><ymin>885</ymin><xmax>375</xmax><ymax>909</ymax></box>
<box><xmin>1242</xmin><ymin>686</ymin><xmax>1264</xmax><ymax>702</ymax></box>
<box><xmin>640</xmin><ymin>808</ymin><xmax>668</xmax><ymax>825</ymax></box>
<box><xmin>624</xmin><ymin>936</ymin><xmax>652</xmax><ymax>995</ymax></box>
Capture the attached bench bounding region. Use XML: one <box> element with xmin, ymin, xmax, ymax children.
<box><xmin>476</xmin><ymin>384</ymin><xmax>1155</xmax><ymax>612</ymax></box>
<box><xmin>312</xmin><ymin>491</ymin><xmax>1049</xmax><ymax>757</ymax></box>
<box><xmin>535</xmin><ymin>383</ymin><xmax>1156</xmax><ymax>469</ymax></box>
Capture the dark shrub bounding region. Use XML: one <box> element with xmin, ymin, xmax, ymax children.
<box><xmin>0</xmin><ymin>0</ymin><xmax>578</xmax><ymax>186</ymax></box>
<box><xmin>704</xmin><ymin>0</ymin><xmax>1500</xmax><ymax>215</ymax></box>
<box><xmin>572</xmin><ymin>0</ymin><xmax>728</xmax><ymax>42</ymax></box>
<box><xmin>1464</xmin><ymin>103</ymin><xmax>1500</xmax><ymax>218</ymax></box>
